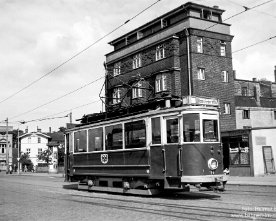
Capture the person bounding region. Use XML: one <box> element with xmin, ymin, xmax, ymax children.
<box><xmin>24</xmin><ymin>165</ymin><xmax>27</xmax><ymax>172</ymax></box>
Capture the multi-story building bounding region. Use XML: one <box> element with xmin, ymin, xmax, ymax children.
<box><xmin>105</xmin><ymin>2</ymin><xmax>236</xmax><ymax>131</ymax></box>
<box><xmin>0</xmin><ymin>133</ymin><xmax>13</xmax><ymax>171</ymax></box>
<box><xmin>19</xmin><ymin>129</ymin><xmax>50</xmax><ymax>168</ymax></box>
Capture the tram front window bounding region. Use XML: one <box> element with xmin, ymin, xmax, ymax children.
<box><xmin>166</xmin><ymin>118</ymin><xmax>179</xmax><ymax>143</ymax></box>
<box><xmin>183</xmin><ymin>114</ymin><xmax>200</xmax><ymax>142</ymax></box>
<box><xmin>203</xmin><ymin>119</ymin><xmax>218</xmax><ymax>142</ymax></box>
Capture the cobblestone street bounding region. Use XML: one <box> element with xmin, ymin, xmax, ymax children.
<box><xmin>1</xmin><ymin>174</ymin><xmax>276</xmax><ymax>221</ymax></box>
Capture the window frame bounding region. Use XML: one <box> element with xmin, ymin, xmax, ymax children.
<box><xmin>132</xmin><ymin>53</ymin><xmax>142</xmax><ymax>69</ymax></box>
<box><xmin>196</xmin><ymin>37</ymin><xmax>203</xmax><ymax>53</ymax></box>
<box><xmin>112</xmin><ymin>87</ymin><xmax>121</xmax><ymax>104</ymax></box>
<box><xmin>124</xmin><ymin>120</ymin><xmax>146</xmax><ymax>149</ymax></box>
<box><xmin>155</xmin><ymin>74</ymin><xmax>167</xmax><ymax>93</ymax></box>
<box><xmin>220</xmin><ymin>41</ymin><xmax>226</xmax><ymax>56</ymax></box>
<box><xmin>105</xmin><ymin>123</ymin><xmax>123</xmax><ymax>151</ymax></box>
<box><xmin>224</xmin><ymin>103</ymin><xmax>231</xmax><ymax>115</ymax></box>
<box><xmin>242</xmin><ymin>110</ymin><xmax>250</xmax><ymax>119</ymax></box>
<box><xmin>197</xmin><ymin>68</ymin><xmax>205</xmax><ymax>80</ymax></box>
<box><xmin>132</xmin><ymin>81</ymin><xmax>143</xmax><ymax>99</ymax></box>
<box><xmin>113</xmin><ymin>62</ymin><xmax>121</xmax><ymax>76</ymax></box>
<box><xmin>222</xmin><ymin>70</ymin><xmax>229</xmax><ymax>82</ymax></box>
<box><xmin>155</xmin><ymin>44</ymin><xmax>165</xmax><ymax>61</ymax></box>
<box><xmin>165</xmin><ymin>117</ymin><xmax>179</xmax><ymax>144</ymax></box>
<box><xmin>88</xmin><ymin>127</ymin><xmax>104</xmax><ymax>152</ymax></box>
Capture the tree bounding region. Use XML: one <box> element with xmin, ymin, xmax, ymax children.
<box><xmin>37</xmin><ymin>149</ymin><xmax>52</xmax><ymax>166</ymax></box>
<box><xmin>19</xmin><ymin>153</ymin><xmax>33</xmax><ymax>172</ymax></box>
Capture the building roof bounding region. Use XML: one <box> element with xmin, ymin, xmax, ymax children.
<box><xmin>18</xmin><ymin>131</ymin><xmax>51</xmax><ymax>140</ymax></box>
<box><xmin>108</xmin><ymin>2</ymin><xmax>225</xmax><ymax>46</ymax></box>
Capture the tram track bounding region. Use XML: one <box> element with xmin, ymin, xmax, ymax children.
<box><xmin>2</xmin><ymin>177</ymin><xmax>275</xmax><ymax>220</ymax></box>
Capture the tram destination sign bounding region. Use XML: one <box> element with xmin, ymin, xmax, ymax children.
<box><xmin>183</xmin><ymin>96</ymin><xmax>219</xmax><ymax>106</ymax></box>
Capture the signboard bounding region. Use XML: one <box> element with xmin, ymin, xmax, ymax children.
<box><xmin>182</xmin><ymin>96</ymin><xmax>219</xmax><ymax>106</ymax></box>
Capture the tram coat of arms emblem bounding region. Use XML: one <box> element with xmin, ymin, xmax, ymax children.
<box><xmin>101</xmin><ymin>154</ymin><xmax>108</xmax><ymax>164</ymax></box>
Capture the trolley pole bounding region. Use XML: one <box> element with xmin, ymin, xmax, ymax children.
<box><xmin>5</xmin><ymin>118</ymin><xmax>9</xmax><ymax>174</ymax></box>
<box><xmin>17</xmin><ymin>127</ymin><xmax>20</xmax><ymax>175</ymax></box>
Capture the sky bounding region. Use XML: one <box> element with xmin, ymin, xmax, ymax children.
<box><xmin>0</xmin><ymin>0</ymin><xmax>275</xmax><ymax>132</ymax></box>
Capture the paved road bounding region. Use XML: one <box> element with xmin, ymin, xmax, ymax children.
<box><xmin>1</xmin><ymin>174</ymin><xmax>276</xmax><ymax>221</ymax></box>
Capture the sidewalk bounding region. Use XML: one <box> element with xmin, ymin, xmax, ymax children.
<box><xmin>3</xmin><ymin>172</ymin><xmax>276</xmax><ymax>186</ymax></box>
<box><xmin>227</xmin><ymin>174</ymin><xmax>276</xmax><ymax>186</ymax></box>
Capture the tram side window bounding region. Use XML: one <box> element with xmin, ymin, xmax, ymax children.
<box><xmin>88</xmin><ymin>128</ymin><xmax>103</xmax><ymax>152</ymax></box>
<box><xmin>105</xmin><ymin>124</ymin><xmax>123</xmax><ymax>150</ymax></box>
<box><xmin>203</xmin><ymin>120</ymin><xmax>218</xmax><ymax>142</ymax></box>
<box><xmin>151</xmin><ymin>117</ymin><xmax>161</xmax><ymax>144</ymax></box>
<box><xmin>166</xmin><ymin>118</ymin><xmax>179</xmax><ymax>143</ymax></box>
<box><xmin>125</xmin><ymin>120</ymin><xmax>146</xmax><ymax>149</ymax></box>
<box><xmin>183</xmin><ymin>114</ymin><xmax>200</xmax><ymax>142</ymax></box>
<box><xmin>74</xmin><ymin>130</ymin><xmax>87</xmax><ymax>152</ymax></box>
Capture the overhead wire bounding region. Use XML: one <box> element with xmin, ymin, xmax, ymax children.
<box><xmin>0</xmin><ymin>0</ymin><xmax>163</xmax><ymax>122</ymax></box>
<box><xmin>205</xmin><ymin>0</ymin><xmax>274</xmax><ymax>30</ymax></box>
<box><xmin>0</xmin><ymin>0</ymin><xmax>163</xmax><ymax>106</ymax></box>
<box><xmin>232</xmin><ymin>35</ymin><xmax>276</xmax><ymax>53</ymax></box>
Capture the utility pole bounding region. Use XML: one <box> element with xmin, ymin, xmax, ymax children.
<box><xmin>5</xmin><ymin>118</ymin><xmax>9</xmax><ymax>174</ymax></box>
<box><xmin>69</xmin><ymin>112</ymin><xmax>72</xmax><ymax>124</ymax></box>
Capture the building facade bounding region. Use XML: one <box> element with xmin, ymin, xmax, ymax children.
<box><xmin>105</xmin><ymin>2</ymin><xmax>236</xmax><ymax>131</ymax></box>
<box><xmin>0</xmin><ymin>134</ymin><xmax>13</xmax><ymax>171</ymax></box>
<box><xmin>19</xmin><ymin>130</ymin><xmax>50</xmax><ymax>168</ymax></box>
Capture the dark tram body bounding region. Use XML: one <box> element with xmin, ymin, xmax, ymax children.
<box><xmin>65</xmin><ymin>96</ymin><xmax>228</xmax><ymax>195</ymax></box>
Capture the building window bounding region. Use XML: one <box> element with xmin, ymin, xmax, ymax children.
<box><xmin>113</xmin><ymin>62</ymin><xmax>121</xmax><ymax>76</ymax></box>
<box><xmin>132</xmin><ymin>53</ymin><xmax>141</xmax><ymax>69</ymax></box>
<box><xmin>156</xmin><ymin>45</ymin><xmax>165</xmax><ymax>61</ymax></box>
<box><xmin>38</xmin><ymin>148</ymin><xmax>42</xmax><ymax>155</ymax></box>
<box><xmin>274</xmin><ymin>111</ymin><xmax>276</xmax><ymax>120</ymax></box>
<box><xmin>132</xmin><ymin>82</ymin><xmax>143</xmax><ymax>99</ymax></box>
<box><xmin>196</xmin><ymin>37</ymin><xmax>203</xmax><ymax>53</ymax></box>
<box><xmin>112</xmin><ymin>88</ymin><xmax>121</xmax><ymax>104</ymax></box>
<box><xmin>155</xmin><ymin>74</ymin><xmax>167</xmax><ymax>93</ymax></box>
<box><xmin>242</xmin><ymin>110</ymin><xmax>250</xmax><ymax>119</ymax></box>
<box><xmin>222</xmin><ymin>71</ymin><xmax>229</xmax><ymax>82</ymax></box>
<box><xmin>220</xmin><ymin>41</ymin><xmax>226</xmax><ymax>56</ymax></box>
<box><xmin>241</xmin><ymin>87</ymin><xmax>248</xmax><ymax>96</ymax></box>
<box><xmin>1</xmin><ymin>147</ymin><xmax>4</xmax><ymax>153</ymax></box>
<box><xmin>224</xmin><ymin>103</ymin><xmax>231</xmax><ymax>114</ymax></box>
<box><xmin>197</xmin><ymin>68</ymin><xmax>205</xmax><ymax>80</ymax></box>
<box><xmin>38</xmin><ymin>137</ymin><xmax>41</xmax><ymax>143</ymax></box>
<box><xmin>26</xmin><ymin>148</ymin><xmax>30</xmax><ymax>154</ymax></box>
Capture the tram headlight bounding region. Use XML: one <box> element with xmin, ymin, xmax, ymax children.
<box><xmin>208</xmin><ymin>158</ymin><xmax>218</xmax><ymax>170</ymax></box>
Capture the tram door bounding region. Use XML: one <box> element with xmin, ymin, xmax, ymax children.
<box><xmin>163</xmin><ymin>117</ymin><xmax>182</xmax><ymax>177</ymax></box>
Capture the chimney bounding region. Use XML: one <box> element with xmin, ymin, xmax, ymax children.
<box><xmin>49</xmin><ymin>127</ymin><xmax>52</xmax><ymax>133</ymax></box>
<box><xmin>37</xmin><ymin>126</ymin><xmax>41</xmax><ymax>133</ymax></box>
<box><xmin>213</xmin><ymin>5</ymin><xmax>219</xmax><ymax>9</ymax></box>
<box><xmin>274</xmin><ymin>66</ymin><xmax>276</xmax><ymax>83</ymax></box>
<box><xmin>25</xmin><ymin>127</ymin><xmax>28</xmax><ymax>133</ymax></box>
<box><xmin>252</xmin><ymin>78</ymin><xmax>257</xmax><ymax>82</ymax></box>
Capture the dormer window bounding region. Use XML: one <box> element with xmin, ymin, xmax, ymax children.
<box><xmin>133</xmin><ymin>53</ymin><xmax>142</xmax><ymax>69</ymax></box>
<box><xmin>112</xmin><ymin>88</ymin><xmax>121</xmax><ymax>104</ymax></box>
<box><xmin>156</xmin><ymin>45</ymin><xmax>165</xmax><ymax>61</ymax></box>
<box><xmin>113</xmin><ymin>62</ymin><xmax>121</xmax><ymax>76</ymax></box>
<box><xmin>132</xmin><ymin>81</ymin><xmax>143</xmax><ymax>99</ymax></box>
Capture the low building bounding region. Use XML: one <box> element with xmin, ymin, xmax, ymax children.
<box><xmin>222</xmin><ymin>127</ymin><xmax>276</xmax><ymax>176</ymax></box>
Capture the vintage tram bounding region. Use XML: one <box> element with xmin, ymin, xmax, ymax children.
<box><xmin>64</xmin><ymin>96</ymin><xmax>228</xmax><ymax>195</ymax></box>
